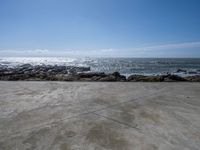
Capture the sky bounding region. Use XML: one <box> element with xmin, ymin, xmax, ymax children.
<box><xmin>0</xmin><ymin>0</ymin><xmax>200</xmax><ymax>57</ymax></box>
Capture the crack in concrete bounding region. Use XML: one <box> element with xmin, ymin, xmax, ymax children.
<box><xmin>93</xmin><ymin>112</ymin><xmax>141</xmax><ymax>131</ymax></box>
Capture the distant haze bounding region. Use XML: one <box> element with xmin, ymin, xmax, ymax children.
<box><xmin>0</xmin><ymin>0</ymin><xmax>200</xmax><ymax>58</ymax></box>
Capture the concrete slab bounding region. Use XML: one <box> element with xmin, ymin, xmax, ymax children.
<box><xmin>0</xmin><ymin>82</ymin><xmax>200</xmax><ymax>150</ymax></box>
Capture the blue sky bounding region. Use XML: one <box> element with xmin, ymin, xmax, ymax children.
<box><xmin>0</xmin><ymin>0</ymin><xmax>200</xmax><ymax>57</ymax></box>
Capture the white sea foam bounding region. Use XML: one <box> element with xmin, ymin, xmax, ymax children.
<box><xmin>0</xmin><ymin>57</ymin><xmax>89</xmax><ymax>67</ymax></box>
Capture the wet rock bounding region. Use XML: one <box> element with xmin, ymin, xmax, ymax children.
<box><xmin>77</xmin><ymin>66</ymin><xmax>90</xmax><ymax>72</ymax></box>
<box><xmin>127</xmin><ymin>74</ymin><xmax>187</xmax><ymax>82</ymax></box>
<box><xmin>77</xmin><ymin>72</ymin><xmax>106</xmax><ymax>78</ymax></box>
<box><xmin>127</xmin><ymin>75</ymin><xmax>163</xmax><ymax>82</ymax></box>
<box><xmin>162</xmin><ymin>74</ymin><xmax>186</xmax><ymax>82</ymax></box>
<box><xmin>112</xmin><ymin>72</ymin><xmax>121</xmax><ymax>77</ymax></box>
<box><xmin>185</xmin><ymin>75</ymin><xmax>200</xmax><ymax>82</ymax></box>
<box><xmin>2</xmin><ymin>70</ymin><xmax>16</xmax><ymax>76</ymax></box>
<box><xmin>68</xmin><ymin>67</ymin><xmax>90</xmax><ymax>74</ymax></box>
<box><xmin>99</xmin><ymin>73</ymin><xmax>126</xmax><ymax>81</ymax></box>
<box><xmin>111</xmin><ymin>72</ymin><xmax>126</xmax><ymax>81</ymax></box>
<box><xmin>99</xmin><ymin>75</ymin><xmax>117</xmax><ymax>81</ymax></box>
<box><xmin>19</xmin><ymin>64</ymin><xmax>32</xmax><ymax>69</ymax></box>
<box><xmin>62</xmin><ymin>75</ymin><xmax>80</xmax><ymax>81</ymax></box>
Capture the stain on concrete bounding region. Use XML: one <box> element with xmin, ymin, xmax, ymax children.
<box><xmin>140</xmin><ymin>110</ymin><xmax>161</xmax><ymax>124</ymax></box>
<box><xmin>141</xmin><ymin>144</ymin><xmax>158</xmax><ymax>150</ymax></box>
<box><xmin>93</xmin><ymin>98</ymin><xmax>113</xmax><ymax>106</ymax></box>
<box><xmin>86</xmin><ymin>122</ymin><xmax>129</xmax><ymax>150</ymax></box>
<box><xmin>22</xmin><ymin>128</ymin><xmax>50</xmax><ymax>150</ymax></box>
<box><xmin>50</xmin><ymin>130</ymin><xmax>75</xmax><ymax>150</ymax></box>
<box><xmin>59</xmin><ymin>143</ymin><xmax>71</xmax><ymax>150</ymax></box>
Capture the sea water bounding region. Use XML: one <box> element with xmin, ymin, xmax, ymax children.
<box><xmin>0</xmin><ymin>57</ymin><xmax>200</xmax><ymax>76</ymax></box>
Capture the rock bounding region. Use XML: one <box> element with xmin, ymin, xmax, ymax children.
<box><xmin>163</xmin><ymin>74</ymin><xmax>186</xmax><ymax>82</ymax></box>
<box><xmin>99</xmin><ymin>75</ymin><xmax>117</xmax><ymax>81</ymax></box>
<box><xmin>68</xmin><ymin>67</ymin><xmax>90</xmax><ymax>74</ymax></box>
<box><xmin>63</xmin><ymin>75</ymin><xmax>80</xmax><ymax>81</ymax></box>
<box><xmin>112</xmin><ymin>72</ymin><xmax>120</xmax><ymax>77</ymax></box>
<box><xmin>19</xmin><ymin>63</ymin><xmax>32</xmax><ymax>69</ymax></box>
<box><xmin>2</xmin><ymin>71</ymin><xmax>15</xmax><ymax>76</ymax></box>
<box><xmin>91</xmin><ymin>76</ymin><xmax>102</xmax><ymax>81</ymax></box>
<box><xmin>53</xmin><ymin>65</ymin><xmax>67</xmax><ymax>73</ymax></box>
<box><xmin>68</xmin><ymin>68</ymin><xmax>77</xmax><ymax>75</ymax></box>
<box><xmin>127</xmin><ymin>75</ymin><xmax>163</xmax><ymax>82</ymax></box>
<box><xmin>99</xmin><ymin>73</ymin><xmax>126</xmax><ymax>81</ymax></box>
<box><xmin>77</xmin><ymin>72</ymin><xmax>106</xmax><ymax>78</ymax></box>
<box><xmin>127</xmin><ymin>74</ymin><xmax>186</xmax><ymax>82</ymax></box>
<box><xmin>111</xmin><ymin>72</ymin><xmax>126</xmax><ymax>81</ymax></box>
<box><xmin>184</xmin><ymin>76</ymin><xmax>200</xmax><ymax>82</ymax></box>
<box><xmin>1</xmin><ymin>64</ymin><xmax>200</xmax><ymax>82</ymax></box>
<box><xmin>77</xmin><ymin>66</ymin><xmax>90</xmax><ymax>72</ymax></box>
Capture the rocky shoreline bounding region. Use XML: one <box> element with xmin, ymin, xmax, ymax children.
<box><xmin>0</xmin><ymin>64</ymin><xmax>200</xmax><ymax>81</ymax></box>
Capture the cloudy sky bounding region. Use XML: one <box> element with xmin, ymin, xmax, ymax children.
<box><xmin>0</xmin><ymin>0</ymin><xmax>200</xmax><ymax>57</ymax></box>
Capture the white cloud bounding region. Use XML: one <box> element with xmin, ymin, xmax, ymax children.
<box><xmin>33</xmin><ymin>49</ymin><xmax>49</xmax><ymax>53</ymax></box>
<box><xmin>0</xmin><ymin>41</ymin><xmax>200</xmax><ymax>57</ymax></box>
<box><xmin>133</xmin><ymin>41</ymin><xmax>200</xmax><ymax>51</ymax></box>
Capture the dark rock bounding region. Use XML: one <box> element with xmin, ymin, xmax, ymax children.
<box><xmin>128</xmin><ymin>74</ymin><xmax>187</xmax><ymax>82</ymax></box>
<box><xmin>91</xmin><ymin>76</ymin><xmax>102</xmax><ymax>81</ymax></box>
<box><xmin>99</xmin><ymin>75</ymin><xmax>117</xmax><ymax>81</ymax></box>
<box><xmin>162</xmin><ymin>74</ymin><xmax>186</xmax><ymax>82</ymax></box>
<box><xmin>112</xmin><ymin>72</ymin><xmax>120</xmax><ymax>77</ymax></box>
<box><xmin>99</xmin><ymin>73</ymin><xmax>126</xmax><ymax>81</ymax></box>
<box><xmin>62</xmin><ymin>75</ymin><xmax>80</xmax><ymax>81</ymax></box>
<box><xmin>127</xmin><ymin>75</ymin><xmax>163</xmax><ymax>82</ymax></box>
<box><xmin>77</xmin><ymin>72</ymin><xmax>106</xmax><ymax>78</ymax></box>
<box><xmin>184</xmin><ymin>76</ymin><xmax>200</xmax><ymax>82</ymax></box>
<box><xmin>111</xmin><ymin>72</ymin><xmax>126</xmax><ymax>81</ymax></box>
<box><xmin>77</xmin><ymin>66</ymin><xmax>90</xmax><ymax>72</ymax></box>
<box><xmin>68</xmin><ymin>67</ymin><xmax>90</xmax><ymax>74</ymax></box>
<box><xmin>68</xmin><ymin>67</ymin><xmax>77</xmax><ymax>75</ymax></box>
<box><xmin>19</xmin><ymin>63</ymin><xmax>32</xmax><ymax>69</ymax></box>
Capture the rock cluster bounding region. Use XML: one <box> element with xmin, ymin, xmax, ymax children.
<box><xmin>127</xmin><ymin>74</ymin><xmax>187</xmax><ymax>82</ymax></box>
<box><xmin>0</xmin><ymin>64</ymin><xmax>126</xmax><ymax>81</ymax></box>
<box><xmin>0</xmin><ymin>64</ymin><xmax>200</xmax><ymax>81</ymax></box>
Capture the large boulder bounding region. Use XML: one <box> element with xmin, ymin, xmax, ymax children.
<box><xmin>112</xmin><ymin>72</ymin><xmax>126</xmax><ymax>81</ymax></box>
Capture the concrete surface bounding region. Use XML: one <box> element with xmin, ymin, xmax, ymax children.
<box><xmin>0</xmin><ymin>82</ymin><xmax>200</xmax><ymax>150</ymax></box>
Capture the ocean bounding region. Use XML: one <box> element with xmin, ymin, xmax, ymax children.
<box><xmin>0</xmin><ymin>57</ymin><xmax>200</xmax><ymax>76</ymax></box>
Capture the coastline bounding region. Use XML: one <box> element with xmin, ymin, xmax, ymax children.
<box><xmin>0</xmin><ymin>64</ymin><xmax>200</xmax><ymax>81</ymax></box>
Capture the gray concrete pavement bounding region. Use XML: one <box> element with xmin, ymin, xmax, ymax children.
<box><xmin>0</xmin><ymin>82</ymin><xmax>200</xmax><ymax>150</ymax></box>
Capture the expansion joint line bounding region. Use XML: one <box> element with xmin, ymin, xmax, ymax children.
<box><xmin>93</xmin><ymin>112</ymin><xmax>141</xmax><ymax>131</ymax></box>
